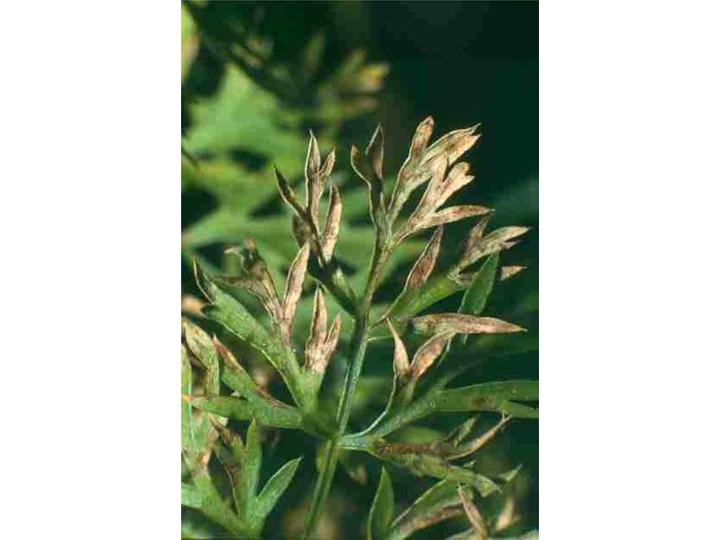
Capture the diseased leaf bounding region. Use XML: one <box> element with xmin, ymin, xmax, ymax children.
<box><xmin>183</xmin><ymin>319</ymin><xmax>221</xmax><ymax>395</ymax></box>
<box><xmin>411</xmin><ymin>332</ymin><xmax>454</xmax><ymax>381</ymax></box>
<box><xmin>411</xmin><ymin>314</ymin><xmax>525</xmax><ymax>336</ymax></box>
<box><xmin>275</xmin><ymin>166</ymin><xmax>306</xmax><ymax>218</ymax></box>
<box><xmin>366</xmin><ymin>124</ymin><xmax>385</xmax><ymax>181</ymax></box>
<box><xmin>497</xmin><ymin>464</ymin><xmax>523</xmax><ymax>484</ymax></box>
<box><xmin>500</xmin><ymin>265</ymin><xmax>527</xmax><ymax>281</ymax></box>
<box><xmin>187</xmin><ymin>471</ymin><xmax>246</xmax><ymax>536</ymax></box>
<box><xmin>419</xmin><ymin>205</ymin><xmax>492</xmax><ymax>233</ymax></box>
<box><xmin>458</xmin><ymin>486</ymin><xmax>489</xmax><ymax>539</ymax></box>
<box><xmin>390</xmin><ymin>120</ymin><xmax>481</xmax><ymax>225</ymax></box>
<box><xmin>255</xmin><ymin>457</ymin><xmax>303</xmax><ymax>520</ymax></box>
<box><xmin>211</xmin><ymin>337</ymin><xmax>257</xmax><ymax>397</ymax></box>
<box><xmin>281</xmin><ymin>243</ymin><xmax>310</xmax><ymax>340</ymax></box>
<box><xmin>185</xmin><ymin>395</ymin><xmax>303</xmax><ymax>429</ymax></box>
<box><xmin>404</xmin><ymin>227</ymin><xmax>444</xmax><ymax>292</ymax></box>
<box><xmin>367</xmin><ymin>467</ymin><xmax>395</xmax><ymax>540</ymax></box>
<box><xmin>449</xmin><ymin>415</ymin><xmax>511</xmax><ymax>460</ymax></box>
<box><xmin>385</xmin><ymin>272</ymin><xmax>473</xmax><ymax>324</ymax></box>
<box><xmin>194</xmin><ymin>261</ymin><xmax>305</xmax><ymax>404</ymax></box>
<box><xmin>371</xmin><ymin>442</ymin><xmax>499</xmax><ymax>498</ymax></box>
<box><xmin>458</xmin><ymin>225</ymin><xmax>530</xmax><ymax>271</ymax></box>
<box><xmin>210</xmin><ymin>418</ymin><xmax>246</xmax><ymax>514</ymax></box>
<box><xmin>321</xmin><ymin>183</ymin><xmax>342</xmax><ymax>260</ymax></box>
<box><xmin>387</xmin><ymin>320</ymin><xmax>410</xmax><ymax>379</ymax></box>
<box><xmin>435</xmin><ymin>381</ymin><xmax>539</xmax><ymax>413</ymax></box>
<box><xmin>388</xmin><ymin>479</ymin><xmax>463</xmax><ymax>540</ymax></box>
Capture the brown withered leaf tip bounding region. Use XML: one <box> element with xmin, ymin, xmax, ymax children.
<box><xmin>306</xmin><ymin>288</ymin><xmax>328</xmax><ymax>363</ymax></box>
<box><xmin>305</xmin><ymin>288</ymin><xmax>342</xmax><ymax>374</ymax></box>
<box><xmin>411</xmin><ymin>313</ymin><xmax>526</xmax><ymax>335</ymax></box>
<box><xmin>457</xmin><ymin>486</ymin><xmax>489</xmax><ymax>540</ymax></box>
<box><xmin>419</xmin><ymin>205</ymin><xmax>492</xmax><ymax>232</ymax></box>
<box><xmin>500</xmin><ymin>266</ymin><xmax>527</xmax><ymax>281</ymax></box>
<box><xmin>404</xmin><ymin>226</ymin><xmax>444</xmax><ymax>292</ymax></box>
<box><xmin>305</xmin><ymin>131</ymin><xmax>322</xmax><ymax>181</ymax></box>
<box><xmin>458</xmin><ymin>225</ymin><xmax>530</xmax><ymax>271</ymax></box>
<box><xmin>410</xmin><ymin>331</ymin><xmax>454</xmax><ymax>381</ymax></box>
<box><xmin>321</xmin><ymin>183</ymin><xmax>342</xmax><ymax>261</ymax></box>
<box><xmin>493</xmin><ymin>499</ymin><xmax>519</xmax><ymax>533</ymax></box>
<box><xmin>387</xmin><ymin>319</ymin><xmax>410</xmax><ymax>379</ymax></box>
<box><xmin>224</xmin><ymin>241</ymin><xmax>284</xmax><ymax>322</ymax></box>
<box><xmin>280</xmin><ymin>243</ymin><xmax>310</xmax><ymax>344</ymax></box>
<box><xmin>387</xmin><ymin>118</ymin><xmax>485</xmax><ymax>239</ymax></box>
<box><xmin>449</xmin><ymin>415</ymin><xmax>511</xmax><ymax>460</ymax></box>
<box><xmin>212</xmin><ymin>335</ymin><xmax>249</xmax><ymax>378</ymax></box>
<box><xmin>365</xmin><ymin>124</ymin><xmax>384</xmax><ymax>181</ymax></box>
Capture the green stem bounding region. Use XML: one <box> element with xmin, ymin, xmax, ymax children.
<box><xmin>303</xmin><ymin>318</ymin><xmax>368</xmax><ymax>538</ymax></box>
<box><xmin>303</xmin><ymin>234</ymin><xmax>392</xmax><ymax>539</ymax></box>
<box><xmin>303</xmin><ymin>437</ymin><xmax>340</xmax><ymax>539</ymax></box>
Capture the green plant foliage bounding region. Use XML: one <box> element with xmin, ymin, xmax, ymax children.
<box><xmin>181</xmin><ymin>115</ymin><xmax>538</xmax><ymax>538</ymax></box>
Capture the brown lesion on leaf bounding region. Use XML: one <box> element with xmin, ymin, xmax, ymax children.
<box><xmin>401</xmin><ymin>506</ymin><xmax>465</xmax><ymax>535</ymax></box>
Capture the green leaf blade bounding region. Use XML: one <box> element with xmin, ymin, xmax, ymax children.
<box><xmin>367</xmin><ymin>467</ymin><xmax>395</xmax><ymax>540</ymax></box>
<box><xmin>255</xmin><ymin>457</ymin><xmax>303</xmax><ymax>521</ymax></box>
<box><xmin>435</xmin><ymin>380</ymin><xmax>539</xmax><ymax>413</ymax></box>
<box><xmin>458</xmin><ymin>252</ymin><xmax>500</xmax><ymax>346</ymax></box>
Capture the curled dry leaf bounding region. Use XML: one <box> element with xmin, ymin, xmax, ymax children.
<box><xmin>387</xmin><ymin>320</ymin><xmax>410</xmax><ymax>379</ymax></box>
<box><xmin>390</xmin><ymin>118</ymin><xmax>481</xmax><ymax>224</ymax></box>
<box><xmin>274</xmin><ymin>166</ymin><xmax>306</xmax><ymax>218</ymax></box>
<box><xmin>411</xmin><ymin>331</ymin><xmax>454</xmax><ymax>381</ymax></box>
<box><xmin>431</xmin><ymin>162</ymin><xmax>475</xmax><ymax>214</ymax></box>
<box><xmin>305</xmin><ymin>132</ymin><xmax>322</xmax><ymax>222</ymax></box>
<box><xmin>305</xmin><ymin>288</ymin><xmax>342</xmax><ymax>374</ymax></box>
<box><xmin>411</xmin><ymin>313</ymin><xmax>525</xmax><ymax>336</ymax></box>
<box><xmin>305</xmin><ymin>131</ymin><xmax>322</xmax><ymax>179</ymax></box>
<box><xmin>500</xmin><ymin>266</ymin><xmax>527</xmax><ymax>281</ymax></box>
<box><xmin>321</xmin><ymin>183</ymin><xmax>342</xmax><ymax>260</ymax></box>
<box><xmin>319</xmin><ymin>147</ymin><xmax>336</xmax><ymax>179</ymax></box>
<box><xmin>366</xmin><ymin>124</ymin><xmax>384</xmax><ymax>181</ymax></box>
<box><xmin>280</xmin><ymin>243</ymin><xmax>310</xmax><ymax>344</ymax></box>
<box><xmin>424</xmin><ymin>124</ymin><xmax>481</xmax><ymax>167</ymax></box>
<box><xmin>419</xmin><ymin>205</ymin><xmax>492</xmax><ymax>232</ymax></box>
<box><xmin>457</xmin><ymin>486</ymin><xmax>489</xmax><ymax>540</ymax></box>
<box><xmin>182</xmin><ymin>294</ymin><xmax>205</xmax><ymax>316</ymax></box>
<box><xmin>224</xmin><ymin>241</ymin><xmax>283</xmax><ymax>322</ymax></box>
<box><xmin>350</xmin><ymin>125</ymin><xmax>386</xmax><ymax>227</ymax></box>
<box><xmin>409</xmin><ymin>116</ymin><xmax>434</xmax><ymax>160</ymax></box>
<box><xmin>448</xmin><ymin>415</ymin><xmax>511</xmax><ymax>460</ymax></box>
<box><xmin>458</xmin><ymin>225</ymin><xmax>530</xmax><ymax>271</ymax></box>
<box><xmin>405</xmin><ymin>161</ymin><xmax>475</xmax><ymax>237</ymax></box>
<box><xmin>305</xmin><ymin>288</ymin><xmax>328</xmax><ymax>370</ymax></box>
<box><xmin>292</xmin><ymin>132</ymin><xmax>336</xmax><ymax>231</ymax></box>
<box><xmin>493</xmin><ymin>498</ymin><xmax>519</xmax><ymax>533</ymax></box>
<box><xmin>404</xmin><ymin>226</ymin><xmax>444</xmax><ymax>292</ymax></box>
<box><xmin>323</xmin><ymin>315</ymin><xmax>342</xmax><ymax>369</ymax></box>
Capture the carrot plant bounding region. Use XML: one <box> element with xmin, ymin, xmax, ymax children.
<box><xmin>182</xmin><ymin>117</ymin><xmax>538</xmax><ymax>539</ymax></box>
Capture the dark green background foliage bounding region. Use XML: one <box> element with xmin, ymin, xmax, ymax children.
<box><xmin>182</xmin><ymin>1</ymin><xmax>537</xmax><ymax>538</ymax></box>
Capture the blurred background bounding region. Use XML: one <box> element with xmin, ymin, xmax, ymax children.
<box><xmin>182</xmin><ymin>1</ymin><xmax>537</xmax><ymax>538</ymax></box>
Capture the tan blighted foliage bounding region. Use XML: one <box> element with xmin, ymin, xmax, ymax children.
<box><xmin>411</xmin><ymin>313</ymin><xmax>526</xmax><ymax>336</ymax></box>
<box><xmin>404</xmin><ymin>226</ymin><xmax>444</xmax><ymax>292</ymax></box>
<box><xmin>184</xmin><ymin>118</ymin><xmax>536</xmax><ymax>540</ymax></box>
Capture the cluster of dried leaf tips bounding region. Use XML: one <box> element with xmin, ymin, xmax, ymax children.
<box><xmin>183</xmin><ymin>116</ymin><xmax>537</xmax><ymax>540</ymax></box>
